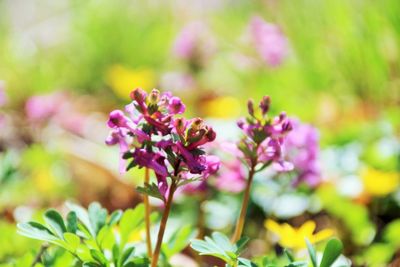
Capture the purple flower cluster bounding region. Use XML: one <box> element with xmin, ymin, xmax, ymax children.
<box><xmin>106</xmin><ymin>88</ymin><xmax>219</xmax><ymax>199</ymax></box>
<box><xmin>237</xmin><ymin>96</ymin><xmax>293</xmax><ymax>171</ymax></box>
<box><xmin>283</xmin><ymin>119</ymin><xmax>321</xmax><ymax>187</ymax></box>
<box><xmin>249</xmin><ymin>16</ymin><xmax>288</xmax><ymax>67</ymax></box>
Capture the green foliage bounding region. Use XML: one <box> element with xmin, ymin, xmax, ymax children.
<box><xmin>191</xmin><ymin>232</ymin><xmax>256</xmax><ymax>266</ymax></box>
<box><xmin>136</xmin><ymin>183</ymin><xmax>165</xmax><ymax>202</ymax></box>
<box><xmin>319</xmin><ymin>239</ymin><xmax>344</xmax><ymax>267</ymax></box>
<box><xmin>192</xmin><ymin>233</ymin><xmax>346</xmax><ymax>267</ymax></box>
<box><xmin>17</xmin><ymin>202</ymin><xmax>149</xmax><ymax>266</ymax></box>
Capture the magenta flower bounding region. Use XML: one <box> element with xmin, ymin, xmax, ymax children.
<box><xmin>249</xmin><ymin>16</ymin><xmax>288</xmax><ymax>67</ymax></box>
<box><xmin>106</xmin><ymin>88</ymin><xmax>219</xmax><ymax>201</ymax></box>
<box><xmin>237</xmin><ymin>97</ymin><xmax>293</xmax><ymax>171</ymax></box>
<box><xmin>283</xmin><ymin>119</ymin><xmax>321</xmax><ymax>187</ymax></box>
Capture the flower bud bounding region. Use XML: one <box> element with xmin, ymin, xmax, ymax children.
<box><xmin>190</xmin><ymin>118</ymin><xmax>203</xmax><ymax>131</ymax></box>
<box><xmin>149</xmin><ymin>89</ymin><xmax>160</xmax><ymax>104</ymax></box>
<box><xmin>205</xmin><ymin>127</ymin><xmax>216</xmax><ymax>141</ymax></box>
<box><xmin>259</xmin><ymin>95</ymin><xmax>271</xmax><ymax>115</ymax></box>
<box><xmin>247</xmin><ymin>99</ymin><xmax>254</xmax><ymax>116</ymax></box>
<box><xmin>173</xmin><ymin>118</ymin><xmax>186</xmax><ymax>134</ymax></box>
<box><xmin>130</xmin><ymin>88</ymin><xmax>147</xmax><ymax>103</ymax></box>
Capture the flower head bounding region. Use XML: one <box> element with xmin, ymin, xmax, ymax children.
<box><xmin>249</xmin><ymin>16</ymin><xmax>288</xmax><ymax>67</ymax></box>
<box><xmin>265</xmin><ymin>219</ymin><xmax>333</xmax><ymax>250</ymax></box>
<box><xmin>237</xmin><ymin>96</ymin><xmax>293</xmax><ymax>171</ymax></box>
<box><xmin>106</xmin><ymin>88</ymin><xmax>219</xmax><ymax>200</ymax></box>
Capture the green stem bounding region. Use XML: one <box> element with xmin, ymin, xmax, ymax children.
<box><xmin>31</xmin><ymin>244</ymin><xmax>48</xmax><ymax>266</ymax></box>
<box><xmin>144</xmin><ymin>168</ymin><xmax>153</xmax><ymax>259</ymax></box>
<box><xmin>231</xmin><ymin>165</ymin><xmax>256</xmax><ymax>243</ymax></box>
<box><xmin>151</xmin><ymin>181</ymin><xmax>177</xmax><ymax>267</ymax></box>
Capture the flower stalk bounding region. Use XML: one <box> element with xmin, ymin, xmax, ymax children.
<box><xmin>151</xmin><ymin>180</ymin><xmax>177</xmax><ymax>267</ymax></box>
<box><xmin>144</xmin><ymin>167</ymin><xmax>152</xmax><ymax>258</ymax></box>
<box><xmin>231</xmin><ymin>165</ymin><xmax>256</xmax><ymax>242</ymax></box>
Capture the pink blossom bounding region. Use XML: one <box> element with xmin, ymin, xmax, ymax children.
<box><xmin>250</xmin><ymin>16</ymin><xmax>288</xmax><ymax>67</ymax></box>
<box><xmin>0</xmin><ymin>81</ymin><xmax>7</xmax><ymax>107</ymax></box>
<box><xmin>283</xmin><ymin>120</ymin><xmax>321</xmax><ymax>187</ymax></box>
<box><xmin>173</xmin><ymin>21</ymin><xmax>216</xmax><ymax>61</ymax></box>
<box><xmin>215</xmin><ymin>159</ymin><xmax>247</xmax><ymax>193</ymax></box>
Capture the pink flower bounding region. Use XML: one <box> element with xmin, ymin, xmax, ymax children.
<box><xmin>250</xmin><ymin>16</ymin><xmax>288</xmax><ymax>67</ymax></box>
<box><xmin>106</xmin><ymin>88</ymin><xmax>219</xmax><ymax>201</ymax></box>
<box><xmin>25</xmin><ymin>93</ymin><xmax>65</xmax><ymax>121</ymax></box>
<box><xmin>283</xmin><ymin>120</ymin><xmax>321</xmax><ymax>187</ymax></box>
<box><xmin>172</xmin><ymin>21</ymin><xmax>216</xmax><ymax>62</ymax></box>
<box><xmin>215</xmin><ymin>159</ymin><xmax>247</xmax><ymax>193</ymax></box>
<box><xmin>0</xmin><ymin>81</ymin><xmax>7</xmax><ymax>107</ymax></box>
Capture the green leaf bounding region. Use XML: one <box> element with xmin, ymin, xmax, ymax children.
<box><xmin>119</xmin><ymin>246</ymin><xmax>135</xmax><ymax>266</ymax></box>
<box><xmin>212</xmin><ymin>232</ymin><xmax>235</xmax><ymax>253</ymax></box>
<box><xmin>284</xmin><ymin>249</ymin><xmax>295</xmax><ymax>262</ymax></box>
<box><xmin>108</xmin><ymin>210</ymin><xmax>123</xmax><ymax>226</ymax></box>
<box><xmin>235</xmin><ymin>236</ymin><xmax>250</xmax><ymax>255</ymax></box>
<box><xmin>136</xmin><ymin>183</ymin><xmax>165</xmax><ymax>202</ymax></box>
<box><xmin>285</xmin><ymin>262</ymin><xmax>308</xmax><ymax>267</ymax></box>
<box><xmin>66</xmin><ymin>202</ymin><xmax>95</xmax><ymax>237</ymax></box>
<box><xmin>123</xmin><ymin>257</ymin><xmax>150</xmax><ymax>267</ymax></box>
<box><xmin>88</xmin><ymin>202</ymin><xmax>108</xmax><ymax>235</ymax></box>
<box><xmin>44</xmin><ymin>209</ymin><xmax>67</xmax><ymax>238</ymax></box>
<box><xmin>17</xmin><ymin>222</ymin><xmax>60</xmax><ymax>244</ymax></box>
<box><xmin>112</xmin><ymin>244</ymin><xmax>120</xmax><ymax>266</ymax></box>
<box><xmin>177</xmin><ymin>177</ymin><xmax>201</xmax><ymax>187</ymax></box>
<box><xmin>90</xmin><ymin>249</ymin><xmax>108</xmax><ymax>266</ymax></box>
<box><xmin>64</xmin><ymin>232</ymin><xmax>80</xmax><ymax>252</ymax></box>
<box><xmin>320</xmin><ymin>239</ymin><xmax>344</xmax><ymax>267</ymax></box>
<box><xmin>162</xmin><ymin>225</ymin><xmax>196</xmax><ymax>259</ymax></box>
<box><xmin>238</xmin><ymin>258</ymin><xmax>258</xmax><ymax>267</ymax></box>
<box><xmin>306</xmin><ymin>239</ymin><xmax>317</xmax><ymax>267</ymax></box>
<box><xmin>83</xmin><ymin>262</ymin><xmax>102</xmax><ymax>267</ymax></box>
<box><xmin>119</xmin><ymin>204</ymin><xmax>145</xmax><ymax>247</ymax></box>
<box><xmin>190</xmin><ymin>239</ymin><xmax>229</xmax><ymax>262</ymax></box>
<box><xmin>67</xmin><ymin>211</ymin><xmax>78</xmax><ymax>233</ymax></box>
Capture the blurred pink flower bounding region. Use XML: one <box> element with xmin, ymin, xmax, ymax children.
<box><xmin>0</xmin><ymin>81</ymin><xmax>7</xmax><ymax>107</ymax></box>
<box><xmin>249</xmin><ymin>16</ymin><xmax>288</xmax><ymax>67</ymax></box>
<box><xmin>160</xmin><ymin>72</ymin><xmax>195</xmax><ymax>92</ymax></box>
<box><xmin>173</xmin><ymin>21</ymin><xmax>216</xmax><ymax>61</ymax></box>
<box><xmin>25</xmin><ymin>92</ymin><xmax>65</xmax><ymax>121</ymax></box>
<box><xmin>283</xmin><ymin>120</ymin><xmax>321</xmax><ymax>187</ymax></box>
<box><xmin>215</xmin><ymin>159</ymin><xmax>247</xmax><ymax>193</ymax></box>
<box><xmin>25</xmin><ymin>92</ymin><xmax>87</xmax><ymax>135</ymax></box>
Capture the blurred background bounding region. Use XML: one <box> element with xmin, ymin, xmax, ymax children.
<box><xmin>0</xmin><ymin>0</ymin><xmax>399</xmax><ymax>266</ymax></box>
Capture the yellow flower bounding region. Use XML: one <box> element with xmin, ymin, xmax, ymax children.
<box><xmin>361</xmin><ymin>168</ymin><xmax>399</xmax><ymax>196</ymax></box>
<box><xmin>106</xmin><ymin>65</ymin><xmax>155</xmax><ymax>99</ymax></box>
<box><xmin>201</xmin><ymin>96</ymin><xmax>241</xmax><ymax>118</ymax></box>
<box><xmin>33</xmin><ymin>168</ymin><xmax>56</xmax><ymax>193</ymax></box>
<box><xmin>265</xmin><ymin>219</ymin><xmax>333</xmax><ymax>250</ymax></box>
